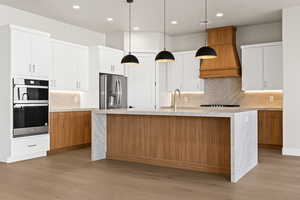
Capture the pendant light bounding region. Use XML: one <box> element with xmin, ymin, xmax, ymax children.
<box><xmin>195</xmin><ymin>0</ymin><xmax>217</xmax><ymax>59</ymax></box>
<box><xmin>155</xmin><ymin>0</ymin><xmax>175</xmax><ymax>63</ymax></box>
<box><xmin>121</xmin><ymin>0</ymin><xmax>139</xmax><ymax>65</ymax></box>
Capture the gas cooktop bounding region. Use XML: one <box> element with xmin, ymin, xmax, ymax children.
<box><xmin>200</xmin><ymin>104</ymin><xmax>241</xmax><ymax>108</ymax></box>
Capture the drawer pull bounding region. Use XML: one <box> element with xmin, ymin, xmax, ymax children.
<box><xmin>28</xmin><ymin>144</ymin><xmax>37</xmax><ymax>148</ymax></box>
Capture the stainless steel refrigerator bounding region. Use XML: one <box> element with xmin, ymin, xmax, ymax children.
<box><xmin>99</xmin><ymin>73</ymin><xmax>128</xmax><ymax>109</ymax></box>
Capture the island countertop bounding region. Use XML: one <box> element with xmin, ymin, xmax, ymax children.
<box><xmin>92</xmin><ymin>107</ymin><xmax>257</xmax><ymax>118</ymax></box>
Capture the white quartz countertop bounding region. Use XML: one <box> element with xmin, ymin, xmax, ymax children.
<box><xmin>92</xmin><ymin>108</ymin><xmax>257</xmax><ymax>118</ymax></box>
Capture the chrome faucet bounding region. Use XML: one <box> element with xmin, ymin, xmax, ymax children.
<box><xmin>173</xmin><ymin>88</ymin><xmax>181</xmax><ymax>111</ymax></box>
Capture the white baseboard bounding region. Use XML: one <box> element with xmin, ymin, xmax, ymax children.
<box><xmin>5</xmin><ymin>152</ymin><xmax>47</xmax><ymax>163</ymax></box>
<box><xmin>282</xmin><ymin>148</ymin><xmax>300</xmax><ymax>156</ymax></box>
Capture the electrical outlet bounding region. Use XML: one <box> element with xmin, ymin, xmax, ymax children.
<box><xmin>184</xmin><ymin>97</ymin><xmax>189</xmax><ymax>103</ymax></box>
<box><xmin>269</xmin><ymin>96</ymin><xmax>274</xmax><ymax>103</ymax></box>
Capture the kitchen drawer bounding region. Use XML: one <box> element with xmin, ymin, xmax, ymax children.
<box><xmin>12</xmin><ymin>134</ymin><xmax>50</xmax><ymax>156</ymax></box>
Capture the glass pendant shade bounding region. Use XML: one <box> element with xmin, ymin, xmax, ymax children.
<box><xmin>155</xmin><ymin>50</ymin><xmax>175</xmax><ymax>62</ymax></box>
<box><xmin>195</xmin><ymin>46</ymin><xmax>217</xmax><ymax>59</ymax></box>
<box><xmin>121</xmin><ymin>54</ymin><xmax>139</xmax><ymax>64</ymax></box>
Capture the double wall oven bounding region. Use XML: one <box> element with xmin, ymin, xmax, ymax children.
<box><xmin>13</xmin><ymin>78</ymin><xmax>49</xmax><ymax>138</ymax></box>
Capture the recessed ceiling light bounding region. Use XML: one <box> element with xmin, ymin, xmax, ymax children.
<box><xmin>216</xmin><ymin>12</ymin><xmax>224</xmax><ymax>17</ymax></box>
<box><xmin>107</xmin><ymin>17</ymin><xmax>114</xmax><ymax>22</ymax></box>
<box><xmin>133</xmin><ymin>26</ymin><xmax>140</xmax><ymax>31</ymax></box>
<box><xmin>72</xmin><ymin>5</ymin><xmax>80</xmax><ymax>10</ymax></box>
<box><xmin>171</xmin><ymin>20</ymin><xmax>178</xmax><ymax>25</ymax></box>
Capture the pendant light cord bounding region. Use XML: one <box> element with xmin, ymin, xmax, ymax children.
<box><xmin>164</xmin><ymin>0</ymin><xmax>166</xmax><ymax>50</ymax></box>
<box><xmin>129</xmin><ymin>2</ymin><xmax>132</xmax><ymax>54</ymax></box>
<box><xmin>205</xmin><ymin>0</ymin><xmax>208</xmax><ymax>46</ymax></box>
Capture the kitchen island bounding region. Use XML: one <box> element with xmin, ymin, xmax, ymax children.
<box><xmin>91</xmin><ymin>108</ymin><xmax>258</xmax><ymax>183</ymax></box>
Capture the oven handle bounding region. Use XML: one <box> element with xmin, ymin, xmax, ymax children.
<box><xmin>14</xmin><ymin>85</ymin><xmax>49</xmax><ymax>89</ymax></box>
<box><xmin>14</xmin><ymin>104</ymin><xmax>49</xmax><ymax>108</ymax></box>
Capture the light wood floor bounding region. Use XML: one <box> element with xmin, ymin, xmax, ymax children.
<box><xmin>0</xmin><ymin>148</ymin><xmax>300</xmax><ymax>200</ymax></box>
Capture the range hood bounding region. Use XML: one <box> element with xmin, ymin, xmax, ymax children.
<box><xmin>200</xmin><ymin>26</ymin><xmax>241</xmax><ymax>78</ymax></box>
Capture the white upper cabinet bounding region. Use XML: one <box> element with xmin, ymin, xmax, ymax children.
<box><xmin>241</xmin><ymin>42</ymin><xmax>283</xmax><ymax>91</ymax></box>
<box><xmin>182</xmin><ymin>52</ymin><xmax>204</xmax><ymax>92</ymax></box>
<box><xmin>127</xmin><ymin>53</ymin><xmax>156</xmax><ymax>109</ymax></box>
<box><xmin>30</xmin><ymin>34</ymin><xmax>51</xmax><ymax>78</ymax></box>
<box><xmin>167</xmin><ymin>51</ymin><xmax>204</xmax><ymax>92</ymax></box>
<box><xmin>76</xmin><ymin>47</ymin><xmax>89</xmax><ymax>91</ymax></box>
<box><xmin>92</xmin><ymin>46</ymin><xmax>125</xmax><ymax>75</ymax></box>
<box><xmin>11</xmin><ymin>29</ymin><xmax>31</xmax><ymax>78</ymax></box>
<box><xmin>11</xmin><ymin>26</ymin><xmax>51</xmax><ymax>79</ymax></box>
<box><xmin>51</xmin><ymin>41</ymin><xmax>74</xmax><ymax>90</ymax></box>
<box><xmin>242</xmin><ymin>47</ymin><xmax>264</xmax><ymax>90</ymax></box>
<box><xmin>263</xmin><ymin>45</ymin><xmax>283</xmax><ymax>90</ymax></box>
<box><xmin>51</xmin><ymin>40</ymin><xmax>89</xmax><ymax>91</ymax></box>
<box><xmin>167</xmin><ymin>53</ymin><xmax>184</xmax><ymax>91</ymax></box>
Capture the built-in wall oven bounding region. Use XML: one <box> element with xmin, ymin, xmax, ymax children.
<box><xmin>13</xmin><ymin>78</ymin><xmax>49</xmax><ymax>138</ymax></box>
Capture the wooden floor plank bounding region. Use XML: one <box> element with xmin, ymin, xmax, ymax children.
<box><xmin>0</xmin><ymin>148</ymin><xmax>300</xmax><ymax>200</ymax></box>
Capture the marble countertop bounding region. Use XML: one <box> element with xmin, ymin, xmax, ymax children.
<box><xmin>93</xmin><ymin>108</ymin><xmax>258</xmax><ymax>118</ymax></box>
<box><xmin>50</xmin><ymin>106</ymin><xmax>282</xmax><ymax>113</ymax></box>
<box><xmin>161</xmin><ymin>106</ymin><xmax>282</xmax><ymax>111</ymax></box>
<box><xmin>245</xmin><ymin>107</ymin><xmax>282</xmax><ymax>111</ymax></box>
<box><xmin>50</xmin><ymin>107</ymin><xmax>96</xmax><ymax>113</ymax></box>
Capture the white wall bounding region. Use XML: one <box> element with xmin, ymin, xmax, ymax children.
<box><xmin>106</xmin><ymin>32</ymin><xmax>172</xmax><ymax>52</ymax></box>
<box><xmin>105</xmin><ymin>32</ymin><xmax>124</xmax><ymax>50</ymax></box>
<box><xmin>170</xmin><ymin>22</ymin><xmax>282</xmax><ymax>52</ymax></box>
<box><xmin>124</xmin><ymin>32</ymin><xmax>172</xmax><ymax>52</ymax></box>
<box><xmin>0</xmin><ymin>4</ymin><xmax>105</xmax><ymax>46</ymax></box>
<box><xmin>282</xmin><ymin>7</ymin><xmax>300</xmax><ymax>156</ymax></box>
<box><xmin>236</xmin><ymin>22</ymin><xmax>282</xmax><ymax>47</ymax></box>
<box><xmin>170</xmin><ymin>32</ymin><xmax>206</xmax><ymax>52</ymax></box>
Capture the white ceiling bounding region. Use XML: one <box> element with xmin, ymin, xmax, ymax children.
<box><xmin>0</xmin><ymin>0</ymin><xmax>299</xmax><ymax>35</ymax></box>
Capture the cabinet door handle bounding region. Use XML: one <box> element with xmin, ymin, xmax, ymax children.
<box><xmin>33</xmin><ymin>64</ymin><xmax>36</xmax><ymax>73</ymax></box>
<box><xmin>28</xmin><ymin>144</ymin><xmax>37</xmax><ymax>148</ymax></box>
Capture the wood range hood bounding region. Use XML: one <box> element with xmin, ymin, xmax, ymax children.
<box><xmin>200</xmin><ymin>26</ymin><xmax>241</xmax><ymax>78</ymax></box>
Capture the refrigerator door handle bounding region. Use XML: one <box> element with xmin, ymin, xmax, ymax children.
<box><xmin>115</xmin><ymin>79</ymin><xmax>119</xmax><ymax>107</ymax></box>
<box><xmin>104</xmin><ymin>75</ymin><xmax>107</xmax><ymax>109</ymax></box>
<box><xmin>116</xmin><ymin>80</ymin><xmax>120</xmax><ymax>106</ymax></box>
<box><xmin>118</xmin><ymin>80</ymin><xmax>121</xmax><ymax>105</ymax></box>
<box><xmin>118</xmin><ymin>80</ymin><xmax>122</xmax><ymax>105</ymax></box>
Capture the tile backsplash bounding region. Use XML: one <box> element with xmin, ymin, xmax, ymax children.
<box><xmin>50</xmin><ymin>92</ymin><xmax>81</xmax><ymax>109</ymax></box>
<box><xmin>174</xmin><ymin>78</ymin><xmax>282</xmax><ymax>108</ymax></box>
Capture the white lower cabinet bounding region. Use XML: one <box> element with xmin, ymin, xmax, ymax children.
<box><xmin>241</xmin><ymin>42</ymin><xmax>283</xmax><ymax>91</ymax></box>
<box><xmin>8</xmin><ymin>134</ymin><xmax>50</xmax><ymax>163</ymax></box>
<box><xmin>51</xmin><ymin>40</ymin><xmax>89</xmax><ymax>91</ymax></box>
<box><xmin>167</xmin><ymin>51</ymin><xmax>204</xmax><ymax>92</ymax></box>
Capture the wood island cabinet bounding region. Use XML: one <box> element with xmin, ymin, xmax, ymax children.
<box><xmin>107</xmin><ymin>114</ymin><xmax>231</xmax><ymax>175</ymax></box>
<box><xmin>258</xmin><ymin>110</ymin><xmax>283</xmax><ymax>149</ymax></box>
<box><xmin>49</xmin><ymin>111</ymin><xmax>91</xmax><ymax>152</ymax></box>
